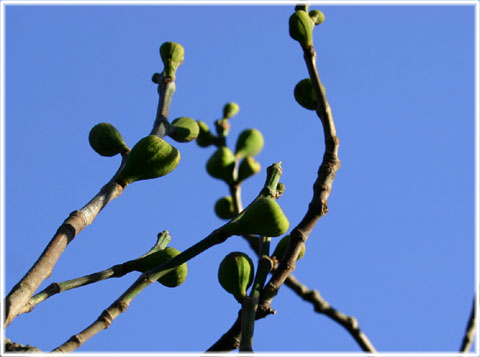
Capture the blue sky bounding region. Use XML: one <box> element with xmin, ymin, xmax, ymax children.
<box><xmin>3</xmin><ymin>1</ymin><xmax>478</xmax><ymax>354</ymax></box>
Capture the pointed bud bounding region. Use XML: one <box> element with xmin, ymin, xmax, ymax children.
<box><xmin>238</xmin><ymin>156</ymin><xmax>261</xmax><ymax>183</ymax></box>
<box><xmin>206</xmin><ymin>146</ymin><xmax>235</xmax><ymax>183</ymax></box>
<box><xmin>196</xmin><ymin>120</ymin><xmax>215</xmax><ymax>147</ymax></box>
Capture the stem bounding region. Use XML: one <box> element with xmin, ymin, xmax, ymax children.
<box><xmin>52</xmin><ymin>226</ymin><xmax>231</xmax><ymax>352</ymax></box>
<box><xmin>284</xmin><ymin>274</ymin><xmax>377</xmax><ymax>352</ymax></box>
<box><xmin>150</xmin><ymin>76</ymin><xmax>175</xmax><ymax>138</ymax></box>
<box><xmin>459</xmin><ymin>295</ymin><xmax>477</xmax><ymax>352</ymax></box>
<box><xmin>18</xmin><ymin>231</ymin><xmax>172</xmax><ymax>315</ymax></box>
<box><xmin>18</xmin><ymin>261</ymin><xmax>136</xmax><ymax>316</ymax></box>
<box><xmin>4</xmin><ymin>180</ymin><xmax>124</xmax><ymax>327</ymax></box>
<box><xmin>239</xmin><ymin>238</ymin><xmax>273</xmax><ymax>352</ymax></box>
<box><xmin>259</xmin><ymin>44</ymin><xmax>340</xmax><ymax>311</ymax></box>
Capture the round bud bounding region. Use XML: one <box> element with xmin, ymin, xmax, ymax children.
<box><xmin>294</xmin><ymin>78</ymin><xmax>317</xmax><ymax>110</ymax></box>
<box><xmin>134</xmin><ymin>247</ymin><xmax>188</xmax><ymax>288</ymax></box>
<box><xmin>223</xmin><ymin>102</ymin><xmax>240</xmax><ymax>119</ymax></box>
<box><xmin>206</xmin><ymin>146</ymin><xmax>235</xmax><ymax>183</ymax></box>
<box><xmin>116</xmin><ymin>135</ymin><xmax>180</xmax><ymax>187</ymax></box>
<box><xmin>289</xmin><ymin>10</ymin><xmax>314</xmax><ymax>48</ymax></box>
<box><xmin>309</xmin><ymin>10</ymin><xmax>325</xmax><ymax>25</ymax></box>
<box><xmin>215</xmin><ymin>196</ymin><xmax>235</xmax><ymax>220</ymax></box>
<box><xmin>169</xmin><ymin>117</ymin><xmax>200</xmax><ymax>143</ymax></box>
<box><xmin>235</xmin><ymin>128</ymin><xmax>264</xmax><ymax>159</ymax></box>
<box><xmin>218</xmin><ymin>252</ymin><xmax>254</xmax><ymax>302</ymax></box>
<box><xmin>238</xmin><ymin>156</ymin><xmax>261</xmax><ymax>183</ymax></box>
<box><xmin>159</xmin><ymin>41</ymin><xmax>185</xmax><ymax>79</ymax></box>
<box><xmin>89</xmin><ymin>123</ymin><xmax>128</xmax><ymax>157</ymax></box>
<box><xmin>276</xmin><ymin>182</ymin><xmax>286</xmax><ymax>196</ymax></box>
<box><xmin>196</xmin><ymin>120</ymin><xmax>215</xmax><ymax>147</ymax></box>
<box><xmin>227</xmin><ymin>197</ymin><xmax>289</xmax><ymax>237</ymax></box>
<box><xmin>272</xmin><ymin>235</ymin><xmax>305</xmax><ymax>261</ymax></box>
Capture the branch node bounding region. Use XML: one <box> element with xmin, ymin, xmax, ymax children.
<box><xmin>99</xmin><ymin>309</ymin><xmax>114</xmax><ymax>328</ymax></box>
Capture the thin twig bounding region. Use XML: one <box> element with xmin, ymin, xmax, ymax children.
<box><xmin>52</xmin><ymin>226</ymin><xmax>231</xmax><ymax>353</ymax></box>
<box><xmin>459</xmin><ymin>295</ymin><xmax>477</xmax><ymax>353</ymax></box>
<box><xmin>284</xmin><ymin>274</ymin><xmax>377</xmax><ymax>352</ymax></box>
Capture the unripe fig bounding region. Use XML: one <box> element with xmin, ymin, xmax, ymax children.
<box><xmin>116</xmin><ymin>135</ymin><xmax>180</xmax><ymax>186</ymax></box>
<box><xmin>228</xmin><ymin>197</ymin><xmax>289</xmax><ymax>237</ymax></box>
<box><xmin>238</xmin><ymin>156</ymin><xmax>261</xmax><ymax>182</ymax></box>
<box><xmin>89</xmin><ymin>122</ymin><xmax>129</xmax><ymax>157</ymax></box>
<box><xmin>134</xmin><ymin>247</ymin><xmax>188</xmax><ymax>288</ymax></box>
<box><xmin>272</xmin><ymin>235</ymin><xmax>305</xmax><ymax>261</ymax></box>
<box><xmin>309</xmin><ymin>10</ymin><xmax>325</xmax><ymax>25</ymax></box>
<box><xmin>206</xmin><ymin>146</ymin><xmax>235</xmax><ymax>183</ymax></box>
<box><xmin>294</xmin><ymin>78</ymin><xmax>317</xmax><ymax>110</ymax></box>
<box><xmin>169</xmin><ymin>117</ymin><xmax>199</xmax><ymax>143</ymax></box>
<box><xmin>214</xmin><ymin>196</ymin><xmax>235</xmax><ymax>220</ymax></box>
<box><xmin>235</xmin><ymin>128</ymin><xmax>264</xmax><ymax>159</ymax></box>
<box><xmin>289</xmin><ymin>10</ymin><xmax>314</xmax><ymax>48</ymax></box>
<box><xmin>160</xmin><ymin>41</ymin><xmax>184</xmax><ymax>79</ymax></box>
<box><xmin>223</xmin><ymin>102</ymin><xmax>240</xmax><ymax>119</ymax></box>
<box><xmin>218</xmin><ymin>252</ymin><xmax>254</xmax><ymax>302</ymax></box>
<box><xmin>196</xmin><ymin>120</ymin><xmax>215</xmax><ymax>147</ymax></box>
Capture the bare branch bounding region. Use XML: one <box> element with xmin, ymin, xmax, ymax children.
<box><xmin>284</xmin><ymin>274</ymin><xmax>377</xmax><ymax>352</ymax></box>
<box><xmin>459</xmin><ymin>295</ymin><xmax>477</xmax><ymax>353</ymax></box>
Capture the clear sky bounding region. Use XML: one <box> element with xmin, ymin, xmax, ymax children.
<box><xmin>3</xmin><ymin>0</ymin><xmax>477</xmax><ymax>354</ymax></box>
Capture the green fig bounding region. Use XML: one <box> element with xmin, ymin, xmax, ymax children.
<box><xmin>294</xmin><ymin>78</ymin><xmax>317</xmax><ymax>110</ymax></box>
<box><xmin>206</xmin><ymin>146</ymin><xmax>235</xmax><ymax>183</ymax></box>
<box><xmin>272</xmin><ymin>235</ymin><xmax>305</xmax><ymax>261</ymax></box>
<box><xmin>289</xmin><ymin>10</ymin><xmax>314</xmax><ymax>48</ymax></box>
<box><xmin>235</xmin><ymin>129</ymin><xmax>264</xmax><ymax>159</ymax></box>
<box><xmin>238</xmin><ymin>156</ymin><xmax>261</xmax><ymax>183</ymax></box>
<box><xmin>134</xmin><ymin>247</ymin><xmax>188</xmax><ymax>288</ymax></box>
<box><xmin>116</xmin><ymin>135</ymin><xmax>180</xmax><ymax>186</ymax></box>
<box><xmin>214</xmin><ymin>196</ymin><xmax>235</xmax><ymax>220</ymax></box>
<box><xmin>160</xmin><ymin>41</ymin><xmax>184</xmax><ymax>79</ymax></box>
<box><xmin>295</xmin><ymin>4</ymin><xmax>309</xmax><ymax>12</ymax></box>
<box><xmin>169</xmin><ymin>117</ymin><xmax>199</xmax><ymax>143</ymax></box>
<box><xmin>196</xmin><ymin>120</ymin><xmax>215</xmax><ymax>147</ymax></box>
<box><xmin>218</xmin><ymin>252</ymin><xmax>254</xmax><ymax>302</ymax></box>
<box><xmin>227</xmin><ymin>197</ymin><xmax>289</xmax><ymax>237</ymax></box>
<box><xmin>223</xmin><ymin>102</ymin><xmax>240</xmax><ymax>119</ymax></box>
<box><xmin>309</xmin><ymin>10</ymin><xmax>325</xmax><ymax>25</ymax></box>
<box><xmin>89</xmin><ymin>123</ymin><xmax>129</xmax><ymax>157</ymax></box>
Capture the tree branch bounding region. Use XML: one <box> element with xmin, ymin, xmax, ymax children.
<box><xmin>459</xmin><ymin>295</ymin><xmax>477</xmax><ymax>353</ymax></box>
<box><xmin>4</xmin><ymin>337</ymin><xmax>42</xmax><ymax>353</ymax></box>
<box><xmin>284</xmin><ymin>274</ymin><xmax>377</xmax><ymax>352</ymax></box>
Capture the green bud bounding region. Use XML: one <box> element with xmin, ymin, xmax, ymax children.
<box><xmin>116</xmin><ymin>135</ymin><xmax>180</xmax><ymax>187</ymax></box>
<box><xmin>235</xmin><ymin>128</ymin><xmax>264</xmax><ymax>159</ymax></box>
<box><xmin>218</xmin><ymin>252</ymin><xmax>254</xmax><ymax>302</ymax></box>
<box><xmin>160</xmin><ymin>41</ymin><xmax>184</xmax><ymax>79</ymax></box>
<box><xmin>196</xmin><ymin>120</ymin><xmax>215</xmax><ymax>147</ymax></box>
<box><xmin>238</xmin><ymin>156</ymin><xmax>261</xmax><ymax>183</ymax></box>
<box><xmin>214</xmin><ymin>196</ymin><xmax>235</xmax><ymax>220</ymax></box>
<box><xmin>134</xmin><ymin>247</ymin><xmax>188</xmax><ymax>288</ymax></box>
<box><xmin>206</xmin><ymin>146</ymin><xmax>235</xmax><ymax>183</ymax></box>
<box><xmin>89</xmin><ymin>123</ymin><xmax>128</xmax><ymax>157</ymax></box>
<box><xmin>289</xmin><ymin>10</ymin><xmax>314</xmax><ymax>48</ymax></box>
<box><xmin>272</xmin><ymin>235</ymin><xmax>305</xmax><ymax>261</ymax></box>
<box><xmin>169</xmin><ymin>117</ymin><xmax>199</xmax><ymax>143</ymax></box>
<box><xmin>309</xmin><ymin>10</ymin><xmax>325</xmax><ymax>25</ymax></box>
<box><xmin>294</xmin><ymin>78</ymin><xmax>317</xmax><ymax>110</ymax></box>
<box><xmin>276</xmin><ymin>182</ymin><xmax>286</xmax><ymax>196</ymax></box>
<box><xmin>227</xmin><ymin>197</ymin><xmax>289</xmax><ymax>237</ymax></box>
<box><xmin>223</xmin><ymin>102</ymin><xmax>240</xmax><ymax>119</ymax></box>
